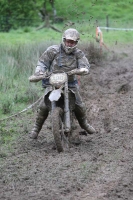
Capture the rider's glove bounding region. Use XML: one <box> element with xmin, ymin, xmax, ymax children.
<box><xmin>67</xmin><ymin>68</ymin><xmax>89</xmax><ymax>76</ymax></box>
<box><xmin>29</xmin><ymin>71</ymin><xmax>47</xmax><ymax>82</ymax></box>
<box><xmin>34</xmin><ymin>71</ymin><xmax>44</xmax><ymax>76</ymax></box>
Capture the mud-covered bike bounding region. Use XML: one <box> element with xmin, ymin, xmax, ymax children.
<box><xmin>29</xmin><ymin>70</ymin><xmax>77</xmax><ymax>153</ymax></box>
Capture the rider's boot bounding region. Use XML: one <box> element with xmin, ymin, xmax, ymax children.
<box><xmin>29</xmin><ymin>100</ymin><xmax>49</xmax><ymax>139</ymax></box>
<box><xmin>69</xmin><ymin>113</ymin><xmax>81</xmax><ymax>145</ymax></box>
<box><xmin>74</xmin><ymin>103</ymin><xmax>96</xmax><ymax>134</ymax></box>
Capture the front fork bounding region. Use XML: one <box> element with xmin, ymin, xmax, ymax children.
<box><xmin>51</xmin><ymin>101</ymin><xmax>56</xmax><ymax>111</ymax></box>
<box><xmin>51</xmin><ymin>82</ymin><xmax>71</xmax><ymax>133</ymax></box>
<box><xmin>64</xmin><ymin>82</ymin><xmax>71</xmax><ymax>133</ymax></box>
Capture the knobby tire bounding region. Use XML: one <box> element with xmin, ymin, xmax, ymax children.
<box><xmin>52</xmin><ymin>107</ymin><xmax>63</xmax><ymax>153</ymax></box>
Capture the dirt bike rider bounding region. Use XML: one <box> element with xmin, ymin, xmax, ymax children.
<box><xmin>29</xmin><ymin>28</ymin><xmax>96</xmax><ymax>141</ymax></box>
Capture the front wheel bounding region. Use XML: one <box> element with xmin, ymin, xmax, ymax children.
<box><xmin>52</xmin><ymin>107</ymin><xmax>64</xmax><ymax>153</ymax></box>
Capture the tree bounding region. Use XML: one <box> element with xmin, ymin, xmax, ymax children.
<box><xmin>0</xmin><ymin>0</ymin><xmax>39</xmax><ymax>31</ymax></box>
<box><xmin>36</xmin><ymin>0</ymin><xmax>61</xmax><ymax>32</ymax></box>
<box><xmin>0</xmin><ymin>0</ymin><xmax>60</xmax><ymax>31</ymax></box>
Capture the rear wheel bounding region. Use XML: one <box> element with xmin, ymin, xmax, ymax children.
<box><xmin>52</xmin><ymin>107</ymin><xmax>64</xmax><ymax>153</ymax></box>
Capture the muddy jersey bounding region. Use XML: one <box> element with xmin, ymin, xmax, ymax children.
<box><xmin>36</xmin><ymin>44</ymin><xmax>90</xmax><ymax>84</ymax></box>
<box><xmin>35</xmin><ymin>44</ymin><xmax>90</xmax><ymax>105</ymax></box>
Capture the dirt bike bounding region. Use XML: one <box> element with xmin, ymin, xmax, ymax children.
<box><xmin>29</xmin><ymin>71</ymin><xmax>77</xmax><ymax>153</ymax></box>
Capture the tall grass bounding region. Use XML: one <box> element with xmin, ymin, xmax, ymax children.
<box><xmin>0</xmin><ymin>42</ymin><xmax>54</xmax><ymax>117</ymax></box>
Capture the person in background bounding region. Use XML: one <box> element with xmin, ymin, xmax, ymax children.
<box><xmin>96</xmin><ymin>26</ymin><xmax>109</xmax><ymax>50</ymax></box>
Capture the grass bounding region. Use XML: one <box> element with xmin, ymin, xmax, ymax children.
<box><xmin>56</xmin><ymin>0</ymin><xmax>133</xmax><ymax>21</ymax></box>
<box><xmin>0</xmin><ymin>27</ymin><xmax>62</xmax><ymax>45</ymax></box>
<box><xmin>0</xmin><ymin>22</ymin><xmax>133</xmax><ymax>46</ymax></box>
<box><xmin>0</xmin><ymin>42</ymin><xmax>49</xmax><ymax>120</ymax></box>
<box><xmin>0</xmin><ymin>112</ymin><xmax>33</xmax><ymax>161</ymax></box>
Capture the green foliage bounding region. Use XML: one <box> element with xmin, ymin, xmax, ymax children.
<box><xmin>0</xmin><ymin>0</ymin><xmax>56</xmax><ymax>31</ymax></box>
<box><xmin>55</xmin><ymin>0</ymin><xmax>133</xmax><ymax>23</ymax></box>
<box><xmin>0</xmin><ymin>0</ymin><xmax>40</xmax><ymax>31</ymax></box>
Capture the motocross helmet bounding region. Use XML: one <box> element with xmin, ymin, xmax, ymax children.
<box><xmin>62</xmin><ymin>28</ymin><xmax>80</xmax><ymax>54</ymax></box>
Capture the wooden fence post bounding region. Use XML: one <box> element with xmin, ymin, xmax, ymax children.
<box><xmin>106</xmin><ymin>15</ymin><xmax>109</xmax><ymax>32</ymax></box>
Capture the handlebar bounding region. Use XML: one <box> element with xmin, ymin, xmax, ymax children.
<box><xmin>29</xmin><ymin>68</ymin><xmax>89</xmax><ymax>82</ymax></box>
<box><xmin>29</xmin><ymin>70</ymin><xmax>67</xmax><ymax>82</ymax></box>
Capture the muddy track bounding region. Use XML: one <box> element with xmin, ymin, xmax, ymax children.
<box><xmin>1</xmin><ymin>45</ymin><xmax>133</xmax><ymax>200</ymax></box>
